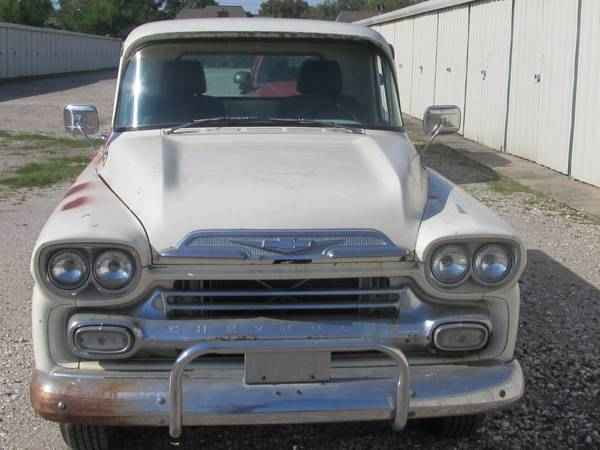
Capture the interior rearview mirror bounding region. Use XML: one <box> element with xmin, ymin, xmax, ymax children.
<box><xmin>64</xmin><ymin>104</ymin><xmax>99</xmax><ymax>137</ymax></box>
<box><xmin>233</xmin><ymin>71</ymin><xmax>252</xmax><ymax>93</ymax></box>
<box><xmin>423</xmin><ymin>105</ymin><xmax>461</xmax><ymax>137</ymax></box>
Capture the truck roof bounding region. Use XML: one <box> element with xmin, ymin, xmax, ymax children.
<box><xmin>122</xmin><ymin>18</ymin><xmax>390</xmax><ymax>61</ymax></box>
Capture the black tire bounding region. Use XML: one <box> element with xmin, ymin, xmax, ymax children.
<box><xmin>426</xmin><ymin>414</ymin><xmax>486</xmax><ymax>438</ymax></box>
<box><xmin>59</xmin><ymin>424</ymin><xmax>113</xmax><ymax>450</ymax></box>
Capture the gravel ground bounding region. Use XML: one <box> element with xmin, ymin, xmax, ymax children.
<box><xmin>0</xmin><ymin>82</ymin><xmax>599</xmax><ymax>448</ymax></box>
<box><xmin>0</xmin><ymin>70</ymin><xmax>117</xmax><ymax>133</ymax></box>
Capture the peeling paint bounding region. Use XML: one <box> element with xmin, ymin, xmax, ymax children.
<box><xmin>61</xmin><ymin>196</ymin><xmax>92</xmax><ymax>211</ymax></box>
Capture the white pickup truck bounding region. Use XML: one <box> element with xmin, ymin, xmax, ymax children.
<box><xmin>30</xmin><ymin>18</ymin><xmax>525</xmax><ymax>450</ymax></box>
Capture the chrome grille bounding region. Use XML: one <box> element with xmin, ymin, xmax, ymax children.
<box><xmin>164</xmin><ymin>278</ymin><xmax>400</xmax><ymax>319</ymax></box>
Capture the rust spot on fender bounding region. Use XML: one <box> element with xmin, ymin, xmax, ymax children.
<box><xmin>64</xmin><ymin>182</ymin><xmax>91</xmax><ymax>199</ymax></box>
<box><xmin>61</xmin><ymin>196</ymin><xmax>92</xmax><ymax>211</ymax></box>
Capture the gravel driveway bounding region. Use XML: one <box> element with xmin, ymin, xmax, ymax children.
<box><xmin>0</xmin><ymin>78</ymin><xmax>599</xmax><ymax>448</ymax></box>
<box><xmin>0</xmin><ymin>70</ymin><xmax>117</xmax><ymax>133</ymax></box>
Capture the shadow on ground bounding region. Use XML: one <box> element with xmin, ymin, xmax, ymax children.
<box><xmin>81</xmin><ymin>248</ymin><xmax>600</xmax><ymax>450</ymax></box>
<box><xmin>0</xmin><ymin>70</ymin><xmax>117</xmax><ymax>102</ymax></box>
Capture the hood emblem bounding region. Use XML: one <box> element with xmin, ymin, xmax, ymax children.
<box><xmin>232</xmin><ymin>238</ymin><xmax>344</xmax><ymax>256</ymax></box>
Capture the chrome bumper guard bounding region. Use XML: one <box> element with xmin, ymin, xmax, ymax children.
<box><xmin>168</xmin><ymin>340</ymin><xmax>410</xmax><ymax>439</ymax></box>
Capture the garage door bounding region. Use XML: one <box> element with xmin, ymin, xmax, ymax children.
<box><xmin>394</xmin><ymin>19</ymin><xmax>414</xmax><ymax>112</ymax></box>
<box><xmin>0</xmin><ymin>26</ymin><xmax>6</xmax><ymax>79</ymax></box>
<box><xmin>570</xmin><ymin>0</ymin><xmax>600</xmax><ymax>187</ymax></box>
<box><xmin>463</xmin><ymin>0</ymin><xmax>512</xmax><ymax>151</ymax></box>
<box><xmin>507</xmin><ymin>0</ymin><xmax>578</xmax><ymax>174</ymax></box>
<box><xmin>410</xmin><ymin>13</ymin><xmax>438</xmax><ymax>119</ymax></box>
<box><xmin>434</xmin><ymin>6</ymin><xmax>469</xmax><ymax>132</ymax></box>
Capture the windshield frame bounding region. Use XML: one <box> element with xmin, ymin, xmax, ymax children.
<box><xmin>112</xmin><ymin>38</ymin><xmax>405</xmax><ymax>133</ymax></box>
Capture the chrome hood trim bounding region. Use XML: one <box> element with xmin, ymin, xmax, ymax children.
<box><xmin>159</xmin><ymin>229</ymin><xmax>410</xmax><ymax>263</ymax></box>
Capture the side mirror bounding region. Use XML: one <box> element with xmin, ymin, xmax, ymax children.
<box><xmin>233</xmin><ymin>70</ymin><xmax>252</xmax><ymax>93</ymax></box>
<box><xmin>64</xmin><ymin>104</ymin><xmax>99</xmax><ymax>137</ymax></box>
<box><xmin>423</xmin><ymin>105</ymin><xmax>461</xmax><ymax>136</ymax></box>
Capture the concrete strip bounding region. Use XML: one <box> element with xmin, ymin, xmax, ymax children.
<box><xmin>408</xmin><ymin>117</ymin><xmax>600</xmax><ymax>219</ymax></box>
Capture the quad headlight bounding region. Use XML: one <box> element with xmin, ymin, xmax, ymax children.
<box><xmin>43</xmin><ymin>246</ymin><xmax>137</xmax><ymax>294</ymax></box>
<box><xmin>431</xmin><ymin>244</ymin><xmax>470</xmax><ymax>285</ymax></box>
<box><xmin>94</xmin><ymin>250</ymin><xmax>135</xmax><ymax>290</ymax></box>
<box><xmin>48</xmin><ymin>250</ymin><xmax>89</xmax><ymax>290</ymax></box>
<box><xmin>428</xmin><ymin>241</ymin><xmax>518</xmax><ymax>288</ymax></box>
<box><xmin>473</xmin><ymin>244</ymin><xmax>512</xmax><ymax>285</ymax></box>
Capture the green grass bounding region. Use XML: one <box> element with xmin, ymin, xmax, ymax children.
<box><xmin>0</xmin><ymin>155</ymin><xmax>90</xmax><ymax>188</ymax></box>
<box><xmin>0</xmin><ymin>130</ymin><xmax>102</xmax><ymax>149</ymax></box>
<box><xmin>488</xmin><ymin>176</ymin><xmax>535</xmax><ymax>195</ymax></box>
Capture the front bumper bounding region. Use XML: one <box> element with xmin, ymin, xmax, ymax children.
<box><xmin>31</xmin><ymin>339</ymin><xmax>524</xmax><ymax>438</ymax></box>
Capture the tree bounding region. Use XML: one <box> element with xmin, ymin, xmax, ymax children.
<box><xmin>57</xmin><ymin>0</ymin><xmax>163</xmax><ymax>36</ymax></box>
<box><xmin>303</xmin><ymin>0</ymin><xmax>369</xmax><ymax>20</ymax></box>
<box><xmin>259</xmin><ymin>0</ymin><xmax>308</xmax><ymax>18</ymax></box>
<box><xmin>366</xmin><ymin>0</ymin><xmax>415</xmax><ymax>12</ymax></box>
<box><xmin>162</xmin><ymin>0</ymin><xmax>218</xmax><ymax>19</ymax></box>
<box><xmin>0</xmin><ymin>0</ymin><xmax>53</xmax><ymax>27</ymax></box>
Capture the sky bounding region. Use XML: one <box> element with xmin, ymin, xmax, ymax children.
<box><xmin>221</xmin><ymin>0</ymin><xmax>323</xmax><ymax>14</ymax></box>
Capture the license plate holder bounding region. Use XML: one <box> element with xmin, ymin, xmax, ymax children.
<box><xmin>244</xmin><ymin>351</ymin><xmax>331</xmax><ymax>385</ymax></box>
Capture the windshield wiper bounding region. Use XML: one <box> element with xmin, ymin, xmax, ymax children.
<box><xmin>165</xmin><ymin>116</ymin><xmax>364</xmax><ymax>135</ymax></box>
<box><xmin>165</xmin><ymin>116</ymin><xmax>256</xmax><ymax>134</ymax></box>
<box><xmin>263</xmin><ymin>117</ymin><xmax>364</xmax><ymax>133</ymax></box>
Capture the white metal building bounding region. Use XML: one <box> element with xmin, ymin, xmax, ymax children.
<box><xmin>359</xmin><ymin>0</ymin><xmax>600</xmax><ymax>188</ymax></box>
<box><xmin>0</xmin><ymin>23</ymin><xmax>121</xmax><ymax>80</ymax></box>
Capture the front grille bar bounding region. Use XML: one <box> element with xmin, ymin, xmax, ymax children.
<box><xmin>161</xmin><ymin>288</ymin><xmax>402</xmax><ymax>316</ymax></box>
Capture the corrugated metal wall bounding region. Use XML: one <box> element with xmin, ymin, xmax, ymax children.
<box><xmin>571</xmin><ymin>0</ymin><xmax>600</xmax><ymax>187</ymax></box>
<box><xmin>0</xmin><ymin>22</ymin><xmax>121</xmax><ymax>80</ymax></box>
<box><xmin>366</xmin><ymin>0</ymin><xmax>600</xmax><ymax>188</ymax></box>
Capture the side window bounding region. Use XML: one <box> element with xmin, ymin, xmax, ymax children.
<box><xmin>375</xmin><ymin>55</ymin><xmax>402</xmax><ymax>127</ymax></box>
<box><xmin>376</xmin><ymin>56</ymin><xmax>390</xmax><ymax>122</ymax></box>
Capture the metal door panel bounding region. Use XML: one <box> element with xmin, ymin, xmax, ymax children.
<box><xmin>0</xmin><ymin>26</ymin><xmax>6</xmax><ymax>79</ymax></box>
<box><xmin>435</xmin><ymin>6</ymin><xmax>469</xmax><ymax>132</ymax></box>
<box><xmin>394</xmin><ymin>19</ymin><xmax>414</xmax><ymax>113</ymax></box>
<box><xmin>571</xmin><ymin>0</ymin><xmax>600</xmax><ymax>186</ymax></box>
<box><xmin>536</xmin><ymin>0</ymin><xmax>578</xmax><ymax>174</ymax></box>
<box><xmin>506</xmin><ymin>0</ymin><xmax>545</xmax><ymax>161</ymax></box>
<box><xmin>410</xmin><ymin>13</ymin><xmax>438</xmax><ymax>119</ymax></box>
<box><xmin>464</xmin><ymin>0</ymin><xmax>512</xmax><ymax>150</ymax></box>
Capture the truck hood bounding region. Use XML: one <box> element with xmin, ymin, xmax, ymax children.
<box><xmin>99</xmin><ymin>128</ymin><xmax>427</xmax><ymax>261</ymax></box>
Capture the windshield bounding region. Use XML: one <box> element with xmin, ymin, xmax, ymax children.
<box><xmin>115</xmin><ymin>39</ymin><xmax>403</xmax><ymax>131</ymax></box>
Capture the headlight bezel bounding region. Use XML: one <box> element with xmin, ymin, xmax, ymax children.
<box><xmin>39</xmin><ymin>243</ymin><xmax>140</xmax><ymax>297</ymax></box>
<box><xmin>425</xmin><ymin>238</ymin><xmax>522</xmax><ymax>290</ymax></box>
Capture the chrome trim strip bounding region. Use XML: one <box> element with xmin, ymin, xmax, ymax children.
<box><xmin>158</xmin><ymin>229</ymin><xmax>410</xmax><ymax>263</ymax></box>
<box><xmin>167</xmin><ymin>340</ymin><xmax>410</xmax><ymax>439</ymax></box>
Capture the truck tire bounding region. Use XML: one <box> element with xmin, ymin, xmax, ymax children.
<box><xmin>427</xmin><ymin>414</ymin><xmax>486</xmax><ymax>438</ymax></box>
<box><xmin>59</xmin><ymin>424</ymin><xmax>112</xmax><ymax>450</ymax></box>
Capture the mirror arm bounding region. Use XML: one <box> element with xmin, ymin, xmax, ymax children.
<box><xmin>421</xmin><ymin>123</ymin><xmax>442</xmax><ymax>155</ymax></box>
<box><xmin>76</xmin><ymin>124</ymin><xmax>98</xmax><ymax>151</ymax></box>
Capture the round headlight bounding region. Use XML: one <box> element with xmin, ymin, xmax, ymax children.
<box><xmin>431</xmin><ymin>244</ymin><xmax>470</xmax><ymax>285</ymax></box>
<box><xmin>94</xmin><ymin>250</ymin><xmax>135</xmax><ymax>290</ymax></box>
<box><xmin>473</xmin><ymin>244</ymin><xmax>512</xmax><ymax>284</ymax></box>
<box><xmin>48</xmin><ymin>250</ymin><xmax>89</xmax><ymax>290</ymax></box>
